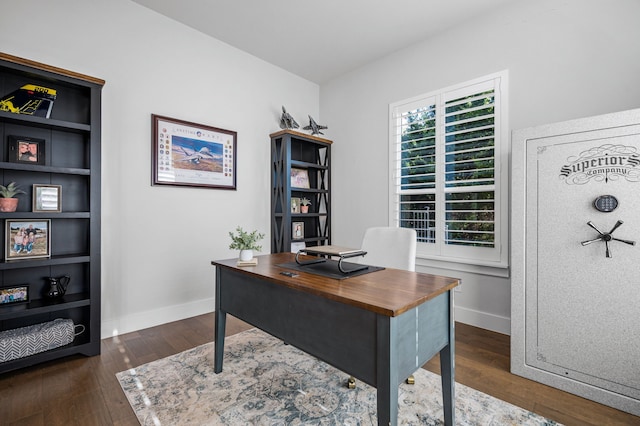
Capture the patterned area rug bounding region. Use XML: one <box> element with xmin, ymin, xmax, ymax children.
<box><xmin>117</xmin><ymin>328</ymin><xmax>561</xmax><ymax>425</ymax></box>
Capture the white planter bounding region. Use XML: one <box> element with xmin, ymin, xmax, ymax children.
<box><xmin>239</xmin><ymin>250</ymin><xmax>253</xmax><ymax>261</ymax></box>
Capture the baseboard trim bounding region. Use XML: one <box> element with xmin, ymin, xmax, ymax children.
<box><xmin>455</xmin><ymin>305</ymin><xmax>510</xmax><ymax>335</ymax></box>
<box><xmin>101</xmin><ymin>298</ymin><xmax>215</xmax><ymax>339</ymax></box>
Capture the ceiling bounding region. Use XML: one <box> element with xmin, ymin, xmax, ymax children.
<box><xmin>132</xmin><ymin>0</ymin><xmax>513</xmax><ymax>84</ymax></box>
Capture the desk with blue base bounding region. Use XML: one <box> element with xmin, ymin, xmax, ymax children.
<box><xmin>212</xmin><ymin>252</ymin><xmax>459</xmax><ymax>426</ymax></box>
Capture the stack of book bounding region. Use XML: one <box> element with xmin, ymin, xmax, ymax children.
<box><xmin>236</xmin><ymin>258</ymin><xmax>258</xmax><ymax>267</ymax></box>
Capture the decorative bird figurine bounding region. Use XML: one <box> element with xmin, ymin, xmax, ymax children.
<box><xmin>303</xmin><ymin>115</ymin><xmax>328</xmax><ymax>136</ymax></box>
<box><xmin>279</xmin><ymin>106</ymin><xmax>299</xmax><ymax>129</ymax></box>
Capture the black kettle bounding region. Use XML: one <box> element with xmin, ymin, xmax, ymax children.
<box><xmin>46</xmin><ymin>275</ymin><xmax>71</xmax><ymax>298</ymax></box>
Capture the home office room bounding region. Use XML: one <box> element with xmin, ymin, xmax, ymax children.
<box><xmin>0</xmin><ymin>0</ymin><xmax>639</xmax><ymax>425</ymax></box>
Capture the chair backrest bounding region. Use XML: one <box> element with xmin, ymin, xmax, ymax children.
<box><xmin>357</xmin><ymin>227</ymin><xmax>417</xmax><ymax>271</ymax></box>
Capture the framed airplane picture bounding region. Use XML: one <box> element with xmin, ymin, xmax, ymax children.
<box><xmin>152</xmin><ymin>114</ymin><xmax>237</xmax><ymax>190</ymax></box>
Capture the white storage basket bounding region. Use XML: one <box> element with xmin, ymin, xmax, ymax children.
<box><xmin>0</xmin><ymin>318</ymin><xmax>84</xmax><ymax>363</ymax></box>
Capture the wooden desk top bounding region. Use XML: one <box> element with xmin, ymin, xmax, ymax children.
<box><xmin>212</xmin><ymin>253</ymin><xmax>459</xmax><ymax>317</ymax></box>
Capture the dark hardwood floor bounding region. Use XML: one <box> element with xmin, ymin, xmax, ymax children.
<box><xmin>0</xmin><ymin>314</ymin><xmax>637</xmax><ymax>425</ymax></box>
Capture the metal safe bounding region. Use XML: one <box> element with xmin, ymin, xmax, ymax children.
<box><xmin>511</xmin><ymin>108</ymin><xmax>640</xmax><ymax>416</ymax></box>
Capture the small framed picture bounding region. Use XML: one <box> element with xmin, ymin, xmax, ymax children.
<box><xmin>292</xmin><ymin>221</ymin><xmax>305</xmax><ymax>240</ymax></box>
<box><xmin>291</xmin><ymin>197</ymin><xmax>301</xmax><ymax>213</ymax></box>
<box><xmin>0</xmin><ymin>285</ymin><xmax>29</xmax><ymax>306</ymax></box>
<box><xmin>7</xmin><ymin>135</ymin><xmax>45</xmax><ymax>165</ymax></box>
<box><xmin>33</xmin><ymin>184</ymin><xmax>62</xmax><ymax>212</ymax></box>
<box><xmin>290</xmin><ymin>168</ymin><xmax>310</xmax><ymax>189</ymax></box>
<box><xmin>5</xmin><ymin>220</ymin><xmax>51</xmax><ymax>260</ymax></box>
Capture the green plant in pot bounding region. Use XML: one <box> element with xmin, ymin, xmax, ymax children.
<box><xmin>0</xmin><ymin>182</ymin><xmax>26</xmax><ymax>212</ymax></box>
<box><xmin>229</xmin><ymin>226</ymin><xmax>265</xmax><ymax>261</ymax></box>
<box><xmin>300</xmin><ymin>197</ymin><xmax>311</xmax><ymax>213</ymax></box>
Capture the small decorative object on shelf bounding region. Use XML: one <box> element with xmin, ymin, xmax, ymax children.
<box><xmin>45</xmin><ymin>275</ymin><xmax>71</xmax><ymax>299</ymax></box>
<box><xmin>303</xmin><ymin>115</ymin><xmax>328</xmax><ymax>136</ymax></box>
<box><xmin>228</xmin><ymin>226</ymin><xmax>265</xmax><ymax>263</ymax></box>
<box><xmin>291</xmin><ymin>197</ymin><xmax>300</xmax><ymax>213</ymax></box>
<box><xmin>300</xmin><ymin>197</ymin><xmax>311</xmax><ymax>213</ymax></box>
<box><xmin>0</xmin><ymin>181</ymin><xmax>26</xmax><ymax>212</ymax></box>
<box><xmin>279</xmin><ymin>106</ymin><xmax>299</xmax><ymax>130</ymax></box>
<box><xmin>32</xmin><ymin>184</ymin><xmax>62</xmax><ymax>212</ymax></box>
<box><xmin>0</xmin><ymin>84</ymin><xmax>57</xmax><ymax>118</ymax></box>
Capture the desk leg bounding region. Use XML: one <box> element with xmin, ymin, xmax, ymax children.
<box><xmin>214</xmin><ymin>268</ymin><xmax>226</xmax><ymax>374</ymax></box>
<box><xmin>376</xmin><ymin>316</ymin><xmax>398</xmax><ymax>426</ymax></box>
<box><xmin>439</xmin><ymin>291</ymin><xmax>455</xmax><ymax>426</ymax></box>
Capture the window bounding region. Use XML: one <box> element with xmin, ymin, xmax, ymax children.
<box><xmin>389</xmin><ymin>71</ymin><xmax>508</xmax><ymax>267</ymax></box>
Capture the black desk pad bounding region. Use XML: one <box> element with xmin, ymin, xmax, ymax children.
<box><xmin>277</xmin><ymin>260</ymin><xmax>384</xmax><ymax>280</ymax></box>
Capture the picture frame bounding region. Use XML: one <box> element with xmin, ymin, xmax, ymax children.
<box><xmin>291</xmin><ymin>197</ymin><xmax>301</xmax><ymax>213</ymax></box>
<box><xmin>7</xmin><ymin>135</ymin><xmax>45</xmax><ymax>165</ymax></box>
<box><xmin>0</xmin><ymin>285</ymin><xmax>29</xmax><ymax>306</ymax></box>
<box><xmin>5</xmin><ymin>220</ymin><xmax>51</xmax><ymax>260</ymax></box>
<box><xmin>32</xmin><ymin>184</ymin><xmax>62</xmax><ymax>212</ymax></box>
<box><xmin>290</xmin><ymin>168</ymin><xmax>310</xmax><ymax>189</ymax></box>
<box><xmin>152</xmin><ymin>114</ymin><xmax>237</xmax><ymax>190</ymax></box>
<box><xmin>292</xmin><ymin>221</ymin><xmax>305</xmax><ymax>240</ymax></box>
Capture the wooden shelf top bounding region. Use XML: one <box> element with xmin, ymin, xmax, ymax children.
<box><xmin>270</xmin><ymin>129</ymin><xmax>333</xmax><ymax>144</ymax></box>
<box><xmin>0</xmin><ymin>52</ymin><xmax>105</xmax><ymax>87</ymax></box>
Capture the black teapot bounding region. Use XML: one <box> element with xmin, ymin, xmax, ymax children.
<box><xmin>46</xmin><ymin>275</ymin><xmax>71</xmax><ymax>298</ymax></box>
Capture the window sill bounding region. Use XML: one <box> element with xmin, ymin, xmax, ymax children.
<box><xmin>415</xmin><ymin>254</ymin><xmax>509</xmax><ymax>278</ymax></box>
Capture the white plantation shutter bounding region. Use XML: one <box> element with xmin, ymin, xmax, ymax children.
<box><xmin>390</xmin><ymin>72</ymin><xmax>508</xmax><ymax>266</ymax></box>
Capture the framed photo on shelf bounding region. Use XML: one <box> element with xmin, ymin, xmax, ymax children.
<box><xmin>152</xmin><ymin>114</ymin><xmax>237</xmax><ymax>190</ymax></box>
<box><xmin>32</xmin><ymin>184</ymin><xmax>62</xmax><ymax>212</ymax></box>
<box><xmin>292</xmin><ymin>221</ymin><xmax>304</xmax><ymax>240</ymax></box>
<box><xmin>290</xmin><ymin>168</ymin><xmax>310</xmax><ymax>189</ymax></box>
<box><xmin>7</xmin><ymin>135</ymin><xmax>45</xmax><ymax>165</ymax></box>
<box><xmin>0</xmin><ymin>285</ymin><xmax>29</xmax><ymax>306</ymax></box>
<box><xmin>5</xmin><ymin>219</ymin><xmax>51</xmax><ymax>260</ymax></box>
<box><xmin>291</xmin><ymin>197</ymin><xmax>301</xmax><ymax>213</ymax></box>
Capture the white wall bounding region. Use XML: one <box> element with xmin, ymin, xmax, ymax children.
<box><xmin>0</xmin><ymin>0</ymin><xmax>319</xmax><ymax>337</ymax></box>
<box><xmin>320</xmin><ymin>0</ymin><xmax>640</xmax><ymax>334</ymax></box>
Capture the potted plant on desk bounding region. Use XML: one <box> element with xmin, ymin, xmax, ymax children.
<box><xmin>228</xmin><ymin>226</ymin><xmax>265</xmax><ymax>262</ymax></box>
<box><xmin>300</xmin><ymin>197</ymin><xmax>311</xmax><ymax>214</ymax></box>
<box><xmin>0</xmin><ymin>182</ymin><xmax>26</xmax><ymax>212</ymax></box>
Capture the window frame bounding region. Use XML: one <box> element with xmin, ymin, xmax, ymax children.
<box><xmin>388</xmin><ymin>71</ymin><xmax>509</xmax><ymax>268</ymax></box>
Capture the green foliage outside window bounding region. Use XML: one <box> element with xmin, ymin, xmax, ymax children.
<box><xmin>399</xmin><ymin>91</ymin><xmax>496</xmax><ymax>247</ymax></box>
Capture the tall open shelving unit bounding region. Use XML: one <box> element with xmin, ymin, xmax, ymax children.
<box><xmin>0</xmin><ymin>53</ymin><xmax>103</xmax><ymax>373</ymax></box>
<box><xmin>271</xmin><ymin>130</ymin><xmax>331</xmax><ymax>253</ymax></box>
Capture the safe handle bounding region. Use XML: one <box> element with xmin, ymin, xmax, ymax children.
<box><xmin>581</xmin><ymin>220</ymin><xmax>636</xmax><ymax>258</ymax></box>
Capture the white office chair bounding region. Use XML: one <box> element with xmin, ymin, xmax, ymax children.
<box><xmin>348</xmin><ymin>226</ymin><xmax>417</xmax><ymax>388</ymax></box>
